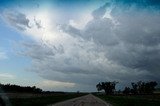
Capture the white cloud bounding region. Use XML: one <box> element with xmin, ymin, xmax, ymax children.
<box><xmin>69</xmin><ymin>12</ymin><xmax>93</xmax><ymax>30</ymax></box>
<box><xmin>0</xmin><ymin>51</ymin><xmax>8</xmax><ymax>60</ymax></box>
<box><xmin>37</xmin><ymin>79</ymin><xmax>75</xmax><ymax>91</ymax></box>
<box><xmin>0</xmin><ymin>73</ymin><xmax>15</xmax><ymax>79</ymax></box>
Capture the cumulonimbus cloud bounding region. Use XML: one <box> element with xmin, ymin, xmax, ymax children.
<box><xmin>1</xmin><ymin>0</ymin><xmax>160</xmax><ymax>91</ymax></box>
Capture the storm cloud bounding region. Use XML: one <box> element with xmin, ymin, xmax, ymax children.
<box><xmin>1</xmin><ymin>0</ymin><xmax>160</xmax><ymax>91</ymax></box>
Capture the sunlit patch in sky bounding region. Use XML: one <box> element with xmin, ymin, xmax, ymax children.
<box><xmin>0</xmin><ymin>0</ymin><xmax>160</xmax><ymax>91</ymax></box>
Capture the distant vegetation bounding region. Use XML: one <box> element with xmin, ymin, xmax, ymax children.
<box><xmin>0</xmin><ymin>83</ymin><xmax>86</xmax><ymax>106</ymax></box>
<box><xmin>0</xmin><ymin>83</ymin><xmax>42</xmax><ymax>93</ymax></box>
<box><xmin>95</xmin><ymin>81</ymin><xmax>160</xmax><ymax>106</ymax></box>
<box><xmin>96</xmin><ymin>81</ymin><xmax>158</xmax><ymax>95</ymax></box>
<box><xmin>123</xmin><ymin>81</ymin><xmax>157</xmax><ymax>95</ymax></box>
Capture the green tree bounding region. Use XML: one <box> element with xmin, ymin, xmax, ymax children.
<box><xmin>123</xmin><ymin>87</ymin><xmax>131</xmax><ymax>94</ymax></box>
<box><xmin>131</xmin><ymin>81</ymin><xmax>157</xmax><ymax>94</ymax></box>
<box><xmin>96</xmin><ymin>81</ymin><xmax>118</xmax><ymax>95</ymax></box>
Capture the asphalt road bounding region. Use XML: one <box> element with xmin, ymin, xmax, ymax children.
<box><xmin>50</xmin><ymin>94</ymin><xmax>112</xmax><ymax>106</ymax></box>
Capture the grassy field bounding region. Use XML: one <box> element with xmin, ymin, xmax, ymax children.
<box><xmin>4</xmin><ymin>93</ymin><xmax>160</xmax><ymax>106</ymax></box>
<box><xmin>95</xmin><ymin>94</ymin><xmax>160</xmax><ymax>106</ymax></box>
<box><xmin>7</xmin><ymin>93</ymin><xmax>86</xmax><ymax>106</ymax></box>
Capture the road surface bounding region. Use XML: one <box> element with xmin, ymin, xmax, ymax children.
<box><xmin>49</xmin><ymin>94</ymin><xmax>112</xmax><ymax>106</ymax></box>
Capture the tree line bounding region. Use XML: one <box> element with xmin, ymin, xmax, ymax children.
<box><xmin>0</xmin><ymin>83</ymin><xmax>42</xmax><ymax>93</ymax></box>
<box><xmin>96</xmin><ymin>81</ymin><xmax>158</xmax><ymax>95</ymax></box>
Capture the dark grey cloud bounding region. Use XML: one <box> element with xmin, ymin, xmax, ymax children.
<box><xmin>105</xmin><ymin>7</ymin><xmax>160</xmax><ymax>74</ymax></box>
<box><xmin>21</xmin><ymin>41</ymin><xmax>110</xmax><ymax>84</ymax></box>
<box><xmin>60</xmin><ymin>24</ymin><xmax>82</xmax><ymax>37</ymax></box>
<box><xmin>83</xmin><ymin>17</ymin><xmax>118</xmax><ymax>46</ymax></box>
<box><xmin>59</xmin><ymin>3</ymin><xmax>160</xmax><ymax>83</ymax></box>
<box><xmin>112</xmin><ymin>0</ymin><xmax>160</xmax><ymax>9</ymax></box>
<box><xmin>112</xmin><ymin>10</ymin><xmax>160</xmax><ymax>46</ymax></box>
<box><xmin>92</xmin><ymin>2</ymin><xmax>109</xmax><ymax>19</ymax></box>
<box><xmin>2</xmin><ymin>10</ymin><xmax>31</xmax><ymax>31</ymax></box>
<box><xmin>34</xmin><ymin>17</ymin><xmax>42</xmax><ymax>29</ymax></box>
<box><xmin>60</xmin><ymin>4</ymin><xmax>118</xmax><ymax>46</ymax></box>
<box><xmin>15</xmin><ymin>2</ymin><xmax>160</xmax><ymax>91</ymax></box>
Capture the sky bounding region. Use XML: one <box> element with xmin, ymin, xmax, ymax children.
<box><xmin>0</xmin><ymin>0</ymin><xmax>160</xmax><ymax>92</ymax></box>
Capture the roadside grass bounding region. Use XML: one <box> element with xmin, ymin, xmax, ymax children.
<box><xmin>9</xmin><ymin>93</ymin><xmax>86</xmax><ymax>106</ymax></box>
<box><xmin>95</xmin><ymin>94</ymin><xmax>160</xmax><ymax>106</ymax></box>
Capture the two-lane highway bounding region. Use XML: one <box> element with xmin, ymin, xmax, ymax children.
<box><xmin>49</xmin><ymin>94</ymin><xmax>112</xmax><ymax>106</ymax></box>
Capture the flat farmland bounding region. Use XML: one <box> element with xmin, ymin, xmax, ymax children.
<box><xmin>1</xmin><ymin>93</ymin><xmax>86</xmax><ymax>106</ymax></box>
<box><xmin>95</xmin><ymin>94</ymin><xmax>160</xmax><ymax>106</ymax></box>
